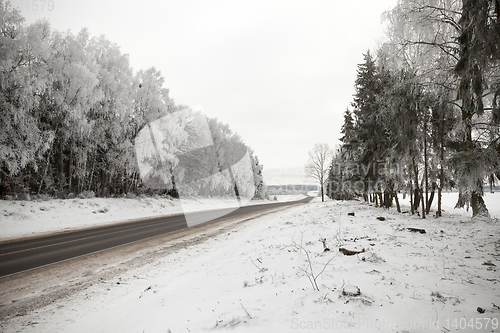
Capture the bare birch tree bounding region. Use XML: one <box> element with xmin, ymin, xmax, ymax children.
<box><xmin>305</xmin><ymin>143</ymin><xmax>332</xmax><ymax>202</ymax></box>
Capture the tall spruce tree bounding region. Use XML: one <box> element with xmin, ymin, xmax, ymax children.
<box><xmin>352</xmin><ymin>51</ymin><xmax>390</xmax><ymax>204</ymax></box>
<box><xmin>453</xmin><ymin>0</ymin><xmax>500</xmax><ymax>217</ymax></box>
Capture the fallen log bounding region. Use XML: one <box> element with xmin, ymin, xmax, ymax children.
<box><xmin>407</xmin><ymin>227</ymin><xmax>426</xmax><ymax>234</ymax></box>
<box><xmin>339</xmin><ymin>247</ymin><xmax>365</xmax><ymax>256</ymax></box>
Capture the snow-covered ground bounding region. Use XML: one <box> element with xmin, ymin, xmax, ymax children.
<box><xmin>402</xmin><ymin>192</ymin><xmax>500</xmax><ymax>219</ymax></box>
<box><xmin>0</xmin><ymin>195</ymin><xmax>306</xmax><ymax>241</ymax></box>
<box><xmin>2</xmin><ymin>193</ymin><xmax>499</xmax><ymax>332</ymax></box>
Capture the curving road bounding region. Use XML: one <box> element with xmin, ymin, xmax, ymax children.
<box><xmin>0</xmin><ymin>196</ymin><xmax>313</xmax><ymax>277</ymax></box>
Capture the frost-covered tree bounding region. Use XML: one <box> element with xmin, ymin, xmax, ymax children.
<box><xmin>305</xmin><ymin>143</ymin><xmax>332</xmax><ymax>202</ymax></box>
<box><xmin>380</xmin><ymin>0</ymin><xmax>500</xmax><ymax>217</ymax></box>
<box><xmin>251</xmin><ymin>154</ymin><xmax>266</xmax><ymax>199</ymax></box>
<box><xmin>451</xmin><ymin>0</ymin><xmax>500</xmax><ymax>217</ymax></box>
<box><xmin>351</xmin><ymin>51</ymin><xmax>394</xmax><ymax>205</ymax></box>
<box><xmin>37</xmin><ymin>28</ymin><xmax>102</xmax><ymax>194</ymax></box>
<box><xmin>0</xmin><ymin>4</ymin><xmax>266</xmax><ymax>199</ymax></box>
<box><xmin>327</xmin><ymin>110</ymin><xmax>357</xmax><ymax>201</ymax></box>
<box><xmin>0</xmin><ymin>4</ymin><xmax>53</xmax><ymax>186</ymax></box>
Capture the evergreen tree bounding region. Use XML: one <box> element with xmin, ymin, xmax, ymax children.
<box><xmin>453</xmin><ymin>0</ymin><xmax>500</xmax><ymax>217</ymax></box>
<box><xmin>351</xmin><ymin>51</ymin><xmax>391</xmax><ymax>203</ymax></box>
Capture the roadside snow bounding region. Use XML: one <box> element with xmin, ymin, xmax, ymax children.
<box><xmin>2</xmin><ymin>193</ymin><xmax>499</xmax><ymax>332</ymax></box>
<box><xmin>0</xmin><ymin>195</ymin><xmax>306</xmax><ymax>241</ymax></box>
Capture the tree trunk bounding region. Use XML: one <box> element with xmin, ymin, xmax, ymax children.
<box><xmin>471</xmin><ymin>191</ymin><xmax>490</xmax><ymax>217</ymax></box>
<box><xmin>384</xmin><ymin>191</ymin><xmax>390</xmax><ymax>209</ymax></box>
<box><xmin>38</xmin><ymin>149</ymin><xmax>52</xmax><ymax>194</ymax></box>
<box><xmin>489</xmin><ymin>174</ymin><xmax>495</xmax><ymax>194</ymax></box>
<box><xmin>226</xmin><ymin>163</ymin><xmax>240</xmax><ymax>203</ymax></box>
<box><xmin>38</xmin><ymin>123</ymin><xmax>60</xmax><ymax>194</ymax></box>
<box><xmin>437</xmin><ymin>108</ymin><xmax>445</xmax><ymax>217</ymax></box>
<box><xmin>394</xmin><ymin>192</ymin><xmax>401</xmax><ymax>213</ymax></box>
<box><xmin>111</xmin><ymin>174</ymin><xmax>116</xmax><ymax>196</ymax></box>
<box><xmin>421</xmin><ymin>189</ymin><xmax>426</xmax><ymax>219</ymax></box>
<box><xmin>127</xmin><ymin>171</ymin><xmax>137</xmax><ymax>193</ymax></box>
<box><xmin>427</xmin><ymin>188</ymin><xmax>435</xmax><ymax>215</ymax></box>
<box><xmin>26</xmin><ymin>163</ymin><xmax>32</xmax><ymax>194</ymax></box>
<box><xmin>424</xmin><ymin>128</ymin><xmax>429</xmax><ymax>215</ymax></box>
<box><xmin>413</xmin><ymin>189</ymin><xmax>420</xmax><ymax>210</ymax></box>
<box><xmin>437</xmin><ymin>187</ymin><xmax>442</xmax><ymax>217</ymax></box>
<box><xmin>422</xmin><ymin>106</ymin><xmax>431</xmax><ymax>215</ymax></box>
<box><xmin>88</xmin><ymin>152</ymin><xmax>97</xmax><ymax>192</ymax></box>
<box><xmin>410</xmin><ymin>181</ymin><xmax>414</xmax><ymax>215</ymax></box>
<box><xmin>79</xmin><ymin>154</ymin><xmax>87</xmax><ymax>193</ymax></box>
<box><xmin>68</xmin><ymin>144</ymin><xmax>73</xmax><ymax>191</ymax></box>
<box><xmin>59</xmin><ymin>139</ymin><xmax>65</xmax><ymax>189</ymax></box>
<box><xmin>412</xmin><ymin>157</ymin><xmax>420</xmax><ymax>210</ymax></box>
<box><xmin>102</xmin><ymin>171</ymin><xmax>109</xmax><ymax>197</ymax></box>
<box><xmin>121</xmin><ymin>170</ymin><xmax>125</xmax><ymax>195</ymax></box>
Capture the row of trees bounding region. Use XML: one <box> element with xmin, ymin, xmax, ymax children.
<box><xmin>326</xmin><ymin>0</ymin><xmax>500</xmax><ymax>217</ymax></box>
<box><xmin>0</xmin><ymin>2</ymin><xmax>266</xmax><ymax>199</ymax></box>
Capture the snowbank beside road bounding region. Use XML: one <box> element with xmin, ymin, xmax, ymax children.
<box><xmin>0</xmin><ymin>192</ymin><xmax>497</xmax><ymax>242</ymax></box>
<box><xmin>0</xmin><ymin>195</ymin><xmax>306</xmax><ymax>241</ymax></box>
<box><xmin>2</xmin><ymin>193</ymin><xmax>498</xmax><ymax>332</ymax></box>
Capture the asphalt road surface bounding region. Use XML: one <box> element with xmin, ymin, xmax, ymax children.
<box><xmin>0</xmin><ymin>196</ymin><xmax>313</xmax><ymax>277</ymax></box>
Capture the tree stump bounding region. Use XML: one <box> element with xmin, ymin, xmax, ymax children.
<box><xmin>342</xmin><ymin>285</ymin><xmax>361</xmax><ymax>296</ymax></box>
<box><xmin>407</xmin><ymin>227</ymin><xmax>426</xmax><ymax>234</ymax></box>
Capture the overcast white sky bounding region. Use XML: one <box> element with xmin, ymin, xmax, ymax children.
<box><xmin>15</xmin><ymin>0</ymin><xmax>398</xmax><ymax>185</ymax></box>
